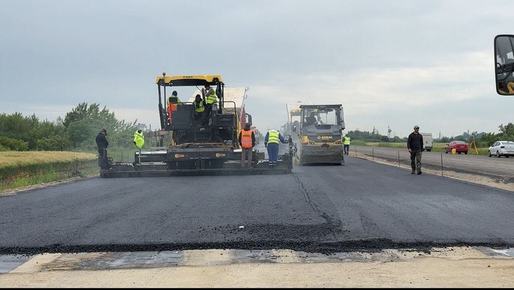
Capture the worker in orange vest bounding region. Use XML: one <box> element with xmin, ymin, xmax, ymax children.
<box><xmin>167</xmin><ymin>91</ymin><xmax>180</xmax><ymax>126</ymax></box>
<box><xmin>238</xmin><ymin>123</ymin><xmax>256</xmax><ymax>168</ymax></box>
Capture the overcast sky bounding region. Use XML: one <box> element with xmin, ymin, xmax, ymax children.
<box><xmin>1</xmin><ymin>0</ymin><xmax>513</xmax><ymax>137</ymax></box>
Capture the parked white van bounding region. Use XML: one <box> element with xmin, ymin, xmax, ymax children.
<box><xmin>422</xmin><ymin>133</ymin><xmax>433</xmax><ymax>152</ymax></box>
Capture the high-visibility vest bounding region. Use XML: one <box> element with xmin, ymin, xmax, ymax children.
<box><xmin>241</xmin><ymin>129</ymin><xmax>253</xmax><ymax>149</ymax></box>
<box><xmin>343</xmin><ymin>136</ymin><xmax>351</xmax><ymax>145</ymax></box>
<box><xmin>267</xmin><ymin>130</ymin><xmax>280</xmax><ymax>144</ymax></box>
<box><xmin>133</xmin><ymin>131</ymin><xmax>145</xmax><ymax>149</ymax></box>
<box><xmin>206</xmin><ymin>90</ymin><xmax>218</xmax><ymax>105</ymax></box>
<box><xmin>194</xmin><ymin>100</ymin><xmax>205</xmax><ymax>113</ymax></box>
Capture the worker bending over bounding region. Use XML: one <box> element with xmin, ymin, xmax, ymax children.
<box><xmin>238</xmin><ymin>123</ymin><xmax>256</xmax><ymax>168</ymax></box>
<box><xmin>193</xmin><ymin>94</ymin><xmax>206</xmax><ymax>122</ymax></box>
<box><xmin>264</xmin><ymin>129</ymin><xmax>287</xmax><ymax>167</ymax></box>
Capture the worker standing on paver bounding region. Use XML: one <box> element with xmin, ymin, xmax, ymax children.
<box><xmin>95</xmin><ymin>128</ymin><xmax>110</xmax><ymax>169</ymax></box>
<box><xmin>238</xmin><ymin>123</ymin><xmax>256</xmax><ymax>168</ymax></box>
<box><xmin>133</xmin><ymin>129</ymin><xmax>145</xmax><ymax>150</ymax></box>
<box><xmin>203</xmin><ymin>85</ymin><xmax>218</xmax><ymax>125</ymax></box>
<box><xmin>166</xmin><ymin>91</ymin><xmax>180</xmax><ymax>127</ymax></box>
<box><xmin>407</xmin><ymin>125</ymin><xmax>424</xmax><ymax>175</ymax></box>
<box><xmin>343</xmin><ymin>134</ymin><xmax>351</xmax><ymax>156</ymax></box>
<box><xmin>265</xmin><ymin>129</ymin><xmax>286</xmax><ymax>167</ymax></box>
<box><xmin>193</xmin><ymin>94</ymin><xmax>206</xmax><ymax>122</ymax></box>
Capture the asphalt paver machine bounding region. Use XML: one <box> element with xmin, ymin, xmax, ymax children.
<box><xmin>101</xmin><ymin>74</ymin><xmax>292</xmax><ymax>177</ymax></box>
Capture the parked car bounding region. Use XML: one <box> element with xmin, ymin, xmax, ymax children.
<box><xmin>445</xmin><ymin>141</ymin><xmax>468</xmax><ymax>154</ymax></box>
<box><xmin>489</xmin><ymin>141</ymin><xmax>514</xmax><ymax>158</ymax></box>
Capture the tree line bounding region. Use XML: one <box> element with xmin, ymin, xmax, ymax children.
<box><xmin>0</xmin><ymin>103</ymin><xmax>139</xmax><ymax>151</ymax></box>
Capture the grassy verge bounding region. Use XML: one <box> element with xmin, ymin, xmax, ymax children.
<box><xmin>355</xmin><ymin>141</ymin><xmax>488</xmax><ymax>155</ymax></box>
<box><xmin>0</xmin><ymin>151</ymin><xmax>98</xmax><ymax>192</ymax></box>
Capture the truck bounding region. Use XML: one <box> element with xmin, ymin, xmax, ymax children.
<box><xmin>101</xmin><ymin>74</ymin><xmax>292</xmax><ymax>177</ymax></box>
<box><xmin>422</xmin><ymin>133</ymin><xmax>433</xmax><ymax>152</ymax></box>
<box><xmin>288</xmin><ymin>104</ymin><xmax>345</xmax><ymax>165</ymax></box>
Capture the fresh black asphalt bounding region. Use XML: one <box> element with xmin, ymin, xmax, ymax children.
<box><xmin>1</xmin><ymin>157</ymin><xmax>513</xmax><ymax>254</ymax></box>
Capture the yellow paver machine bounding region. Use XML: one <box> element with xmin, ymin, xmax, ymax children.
<box><xmin>100</xmin><ymin>74</ymin><xmax>292</xmax><ymax>177</ymax></box>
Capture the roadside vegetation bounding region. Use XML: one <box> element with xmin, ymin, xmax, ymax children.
<box><xmin>0</xmin><ymin>103</ymin><xmax>143</xmax><ymax>191</ymax></box>
<box><xmin>0</xmin><ymin>151</ymin><xmax>97</xmax><ymax>191</ymax></box>
<box><xmin>0</xmin><ymin>103</ymin><xmax>140</xmax><ymax>152</ymax></box>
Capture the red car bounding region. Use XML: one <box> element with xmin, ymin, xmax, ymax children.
<box><xmin>445</xmin><ymin>141</ymin><xmax>469</xmax><ymax>154</ymax></box>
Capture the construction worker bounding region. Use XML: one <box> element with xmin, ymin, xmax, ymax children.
<box><xmin>95</xmin><ymin>128</ymin><xmax>110</xmax><ymax>169</ymax></box>
<box><xmin>133</xmin><ymin>129</ymin><xmax>145</xmax><ymax>165</ymax></box>
<box><xmin>203</xmin><ymin>85</ymin><xmax>218</xmax><ymax>125</ymax></box>
<box><xmin>343</xmin><ymin>134</ymin><xmax>351</xmax><ymax>155</ymax></box>
<box><xmin>167</xmin><ymin>91</ymin><xmax>180</xmax><ymax>126</ymax></box>
<box><xmin>407</xmin><ymin>125</ymin><xmax>424</xmax><ymax>175</ymax></box>
<box><xmin>238</xmin><ymin>123</ymin><xmax>256</xmax><ymax>168</ymax></box>
<box><xmin>133</xmin><ymin>129</ymin><xmax>145</xmax><ymax>150</ymax></box>
<box><xmin>264</xmin><ymin>129</ymin><xmax>286</xmax><ymax>167</ymax></box>
<box><xmin>193</xmin><ymin>94</ymin><xmax>205</xmax><ymax>122</ymax></box>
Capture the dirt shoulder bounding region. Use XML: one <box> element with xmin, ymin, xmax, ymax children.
<box><xmin>1</xmin><ymin>247</ymin><xmax>513</xmax><ymax>287</ymax></box>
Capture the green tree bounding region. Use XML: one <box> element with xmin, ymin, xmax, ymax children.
<box><xmin>64</xmin><ymin>102</ymin><xmax>138</xmax><ymax>150</ymax></box>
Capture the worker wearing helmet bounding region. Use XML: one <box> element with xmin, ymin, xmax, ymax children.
<box><xmin>238</xmin><ymin>123</ymin><xmax>256</xmax><ymax>168</ymax></box>
<box><xmin>264</xmin><ymin>129</ymin><xmax>287</xmax><ymax>167</ymax></box>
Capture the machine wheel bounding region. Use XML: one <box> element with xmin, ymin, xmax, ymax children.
<box><xmin>489</xmin><ymin>151</ymin><xmax>492</xmax><ymax>157</ymax></box>
<box><xmin>464</xmin><ymin>151</ymin><xmax>468</xmax><ymax>155</ymax></box>
<box><xmin>497</xmin><ymin>151</ymin><xmax>501</xmax><ymax>158</ymax></box>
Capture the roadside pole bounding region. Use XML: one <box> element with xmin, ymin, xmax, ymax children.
<box><xmin>372</xmin><ymin>147</ymin><xmax>375</xmax><ymax>160</ymax></box>
<box><xmin>440</xmin><ymin>151</ymin><xmax>444</xmax><ymax>177</ymax></box>
<box><xmin>398</xmin><ymin>150</ymin><xmax>401</xmax><ymax>167</ymax></box>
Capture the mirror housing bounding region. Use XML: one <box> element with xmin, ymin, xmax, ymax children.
<box><xmin>495</xmin><ymin>35</ymin><xmax>514</xmax><ymax>95</ymax></box>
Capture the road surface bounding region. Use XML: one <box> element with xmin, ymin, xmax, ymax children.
<box><xmin>353</xmin><ymin>145</ymin><xmax>514</xmax><ymax>179</ymax></box>
<box><xmin>1</xmin><ymin>157</ymin><xmax>513</xmax><ymax>254</ymax></box>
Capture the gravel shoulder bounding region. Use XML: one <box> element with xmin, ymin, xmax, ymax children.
<box><xmin>1</xmin><ymin>247</ymin><xmax>513</xmax><ymax>287</ymax></box>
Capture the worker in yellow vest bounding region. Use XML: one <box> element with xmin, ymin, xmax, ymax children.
<box><xmin>264</xmin><ymin>129</ymin><xmax>286</xmax><ymax>167</ymax></box>
<box><xmin>133</xmin><ymin>130</ymin><xmax>145</xmax><ymax>150</ymax></box>
<box><xmin>193</xmin><ymin>94</ymin><xmax>206</xmax><ymax>122</ymax></box>
<box><xmin>133</xmin><ymin>129</ymin><xmax>145</xmax><ymax>164</ymax></box>
<box><xmin>343</xmin><ymin>134</ymin><xmax>351</xmax><ymax>155</ymax></box>
<box><xmin>202</xmin><ymin>85</ymin><xmax>218</xmax><ymax>126</ymax></box>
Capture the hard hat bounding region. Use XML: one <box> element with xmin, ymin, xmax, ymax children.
<box><xmin>414</xmin><ymin>125</ymin><xmax>420</xmax><ymax>129</ymax></box>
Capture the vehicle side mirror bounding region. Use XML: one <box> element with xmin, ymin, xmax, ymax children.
<box><xmin>495</xmin><ymin>35</ymin><xmax>514</xmax><ymax>95</ymax></box>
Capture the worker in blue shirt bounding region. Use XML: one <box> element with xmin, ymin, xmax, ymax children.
<box><xmin>264</xmin><ymin>129</ymin><xmax>287</xmax><ymax>167</ymax></box>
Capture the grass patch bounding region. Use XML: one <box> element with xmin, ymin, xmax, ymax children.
<box><xmin>0</xmin><ymin>151</ymin><xmax>98</xmax><ymax>192</ymax></box>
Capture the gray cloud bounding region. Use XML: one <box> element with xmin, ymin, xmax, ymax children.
<box><xmin>1</xmin><ymin>0</ymin><xmax>513</xmax><ymax>137</ymax></box>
